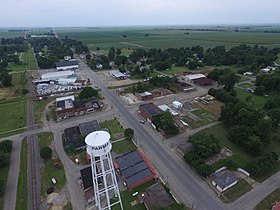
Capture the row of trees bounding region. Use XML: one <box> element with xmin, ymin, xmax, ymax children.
<box><xmin>184</xmin><ymin>133</ymin><xmax>221</xmax><ymax>177</ymax></box>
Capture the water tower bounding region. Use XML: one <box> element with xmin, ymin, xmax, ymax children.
<box><xmin>85</xmin><ymin>131</ymin><xmax>123</xmax><ymax>210</ymax></box>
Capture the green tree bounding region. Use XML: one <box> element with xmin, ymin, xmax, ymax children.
<box><xmin>116</xmin><ymin>48</ymin><xmax>122</xmax><ymax>55</ymax></box>
<box><xmin>228</xmin><ymin>125</ymin><xmax>251</xmax><ymax>145</ymax></box>
<box><xmin>269</xmin><ymin>108</ymin><xmax>280</xmax><ymax>129</ymax></box>
<box><xmin>40</xmin><ymin>147</ymin><xmax>52</xmax><ymax>159</ymax></box>
<box><xmin>190</xmin><ymin>133</ymin><xmax>221</xmax><ymax>158</ymax></box>
<box><xmin>0</xmin><ymin>71</ymin><xmax>12</xmax><ymax>87</ymax></box>
<box><xmin>218</xmin><ymin>72</ymin><xmax>240</xmax><ymax>92</ymax></box>
<box><xmin>124</xmin><ymin>128</ymin><xmax>134</xmax><ymax>140</ymax></box>
<box><xmin>154</xmin><ymin>111</ymin><xmax>179</xmax><ymax>135</ymax></box>
<box><xmin>79</xmin><ymin>87</ymin><xmax>98</xmax><ymax>99</ymax></box>
<box><xmin>0</xmin><ymin>154</ymin><xmax>9</xmax><ymax>168</ymax></box>
<box><xmin>255</xmin><ymin>119</ymin><xmax>272</xmax><ymax>144</ymax></box>
<box><xmin>254</xmin><ymin>86</ymin><xmax>265</xmax><ymax>96</ymax></box>
<box><xmin>0</xmin><ymin>140</ymin><xmax>12</xmax><ymax>153</ymax></box>
<box><xmin>197</xmin><ymin>164</ymin><xmax>214</xmax><ymax>178</ymax></box>
<box><xmin>108</xmin><ymin>47</ymin><xmax>115</xmax><ymax>61</ymax></box>
<box><xmin>264</xmin><ymin>95</ymin><xmax>280</xmax><ymax>110</ymax></box>
<box><xmin>0</xmin><ymin>180</ymin><xmax>5</xmax><ymax>196</ymax></box>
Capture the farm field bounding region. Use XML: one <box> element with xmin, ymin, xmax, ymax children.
<box><xmin>55</xmin><ymin>27</ymin><xmax>280</xmax><ymax>50</ymax></box>
<box><xmin>0</xmin><ymin>29</ymin><xmax>25</xmax><ymax>38</ymax></box>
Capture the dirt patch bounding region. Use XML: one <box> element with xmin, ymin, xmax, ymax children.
<box><xmin>205</xmin><ymin>147</ymin><xmax>233</xmax><ymax>165</ymax></box>
<box><xmin>196</xmin><ymin>100</ymin><xmax>224</xmax><ymax>117</ymax></box>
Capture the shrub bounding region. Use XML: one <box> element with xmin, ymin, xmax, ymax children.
<box><xmin>40</xmin><ymin>147</ymin><xmax>52</xmax><ymax>159</ymax></box>
<box><xmin>0</xmin><ymin>140</ymin><xmax>13</xmax><ymax>153</ymax></box>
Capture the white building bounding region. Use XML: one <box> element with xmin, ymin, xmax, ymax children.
<box><xmin>184</xmin><ymin>74</ymin><xmax>205</xmax><ymax>82</ymax></box>
<box><xmin>41</xmin><ymin>70</ymin><xmax>75</xmax><ymax>81</ymax></box>
<box><xmin>158</xmin><ymin>104</ymin><xmax>178</xmax><ymax>116</ymax></box>
<box><xmin>172</xmin><ymin>101</ymin><xmax>183</xmax><ymax>110</ymax></box>
<box><xmin>212</xmin><ymin>171</ymin><xmax>238</xmax><ymax>193</ymax></box>
<box><xmin>55</xmin><ymin>61</ymin><xmax>79</xmax><ymax>71</ymax></box>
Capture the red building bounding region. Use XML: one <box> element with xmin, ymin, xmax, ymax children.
<box><xmin>139</xmin><ymin>103</ymin><xmax>163</xmax><ymax>122</ymax></box>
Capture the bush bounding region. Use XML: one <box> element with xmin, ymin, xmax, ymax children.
<box><xmin>197</xmin><ymin>164</ymin><xmax>214</xmax><ymax>178</ymax></box>
<box><xmin>0</xmin><ymin>140</ymin><xmax>13</xmax><ymax>153</ymax></box>
<box><xmin>0</xmin><ymin>180</ymin><xmax>5</xmax><ymax>196</ymax></box>
<box><xmin>40</xmin><ymin>147</ymin><xmax>52</xmax><ymax>159</ymax></box>
<box><xmin>21</xmin><ymin>89</ymin><xmax>29</xmax><ymax>95</ymax></box>
<box><xmin>0</xmin><ymin>154</ymin><xmax>9</xmax><ymax>168</ymax></box>
<box><xmin>124</xmin><ymin>128</ymin><xmax>134</xmax><ymax>139</ymax></box>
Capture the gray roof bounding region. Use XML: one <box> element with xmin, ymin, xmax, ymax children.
<box><xmin>213</xmin><ymin>171</ymin><xmax>237</xmax><ymax>189</ymax></box>
<box><xmin>55</xmin><ymin>61</ymin><xmax>78</xmax><ymax>68</ymax></box>
<box><xmin>111</xmin><ymin>70</ymin><xmax>126</xmax><ymax>78</ymax></box>
<box><xmin>115</xmin><ymin>150</ymin><xmax>153</xmax><ymax>186</ymax></box>
<box><xmin>140</xmin><ymin>103</ymin><xmax>163</xmax><ymax>117</ymax></box>
<box><xmin>79</xmin><ymin>120</ymin><xmax>100</xmax><ymax>137</ymax></box>
<box><xmin>80</xmin><ymin>166</ymin><xmax>93</xmax><ymax>190</ymax></box>
<box><xmin>64</xmin><ymin>126</ymin><xmax>82</xmax><ymax>147</ymax></box>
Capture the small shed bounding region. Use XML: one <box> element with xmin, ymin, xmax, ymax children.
<box><xmin>172</xmin><ymin>101</ymin><xmax>183</xmax><ymax>110</ymax></box>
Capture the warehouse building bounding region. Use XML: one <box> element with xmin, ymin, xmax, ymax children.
<box><xmin>55</xmin><ymin>61</ymin><xmax>79</xmax><ymax>71</ymax></box>
<box><xmin>111</xmin><ymin>70</ymin><xmax>127</xmax><ymax>80</ymax></box>
<box><xmin>114</xmin><ymin>149</ymin><xmax>156</xmax><ymax>190</ymax></box>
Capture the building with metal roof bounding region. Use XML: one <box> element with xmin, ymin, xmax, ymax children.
<box><xmin>79</xmin><ymin>120</ymin><xmax>100</xmax><ymax>137</ymax></box>
<box><xmin>55</xmin><ymin>61</ymin><xmax>79</xmax><ymax>71</ymax></box>
<box><xmin>212</xmin><ymin>171</ymin><xmax>238</xmax><ymax>192</ymax></box>
<box><xmin>110</xmin><ymin>70</ymin><xmax>127</xmax><ymax>80</ymax></box>
<box><xmin>139</xmin><ymin>103</ymin><xmax>163</xmax><ymax>122</ymax></box>
<box><xmin>114</xmin><ymin>149</ymin><xmax>155</xmax><ymax>190</ymax></box>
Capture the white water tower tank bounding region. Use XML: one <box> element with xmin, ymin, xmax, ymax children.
<box><xmin>85</xmin><ymin>131</ymin><xmax>112</xmax><ymax>157</ymax></box>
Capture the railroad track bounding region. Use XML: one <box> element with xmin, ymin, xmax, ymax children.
<box><xmin>27</xmin><ymin>72</ymin><xmax>40</xmax><ymax>210</ymax></box>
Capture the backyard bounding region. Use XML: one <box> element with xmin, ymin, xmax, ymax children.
<box><xmin>39</xmin><ymin>132</ymin><xmax>66</xmax><ymax>197</ymax></box>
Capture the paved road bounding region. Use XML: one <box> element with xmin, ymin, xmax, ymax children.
<box><xmin>76</xmin><ymin>56</ymin><xmax>225</xmax><ymax>210</ymax></box>
<box><xmin>3</xmin><ymin>140</ymin><xmax>21</xmax><ymax>210</ymax></box>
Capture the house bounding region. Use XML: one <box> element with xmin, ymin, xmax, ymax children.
<box><xmin>212</xmin><ymin>171</ymin><xmax>238</xmax><ymax>192</ymax></box>
<box><xmin>96</xmin><ymin>64</ymin><xmax>103</xmax><ymax>70</ymax></box>
<box><xmin>136</xmin><ymin>91</ymin><xmax>153</xmax><ymax>101</ymax></box>
<box><xmin>114</xmin><ymin>149</ymin><xmax>156</xmax><ymax>190</ymax></box>
<box><xmin>192</xmin><ymin>77</ymin><xmax>215</xmax><ymax>86</ymax></box>
<box><xmin>139</xmin><ymin>103</ymin><xmax>164</xmax><ymax>122</ymax></box>
<box><xmin>55</xmin><ymin>61</ymin><xmax>79</xmax><ymax>71</ymax></box>
<box><xmin>137</xmin><ymin>183</ymin><xmax>174</xmax><ymax>210</ymax></box>
<box><xmin>111</xmin><ymin>70</ymin><xmax>127</xmax><ymax>80</ymax></box>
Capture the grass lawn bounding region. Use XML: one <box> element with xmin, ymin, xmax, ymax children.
<box><xmin>15</xmin><ymin>140</ymin><xmax>28</xmax><ymax>210</ymax></box>
<box><xmin>255</xmin><ymin>188</ymin><xmax>280</xmax><ymax>210</ymax></box>
<box><xmin>164</xmin><ymin>66</ymin><xmax>213</xmax><ymax>75</ymax></box>
<box><xmin>237</xmin><ymin>83</ymin><xmax>254</xmax><ymax>88</ymax></box>
<box><xmin>235</xmin><ymin>88</ymin><xmax>269</xmax><ymax>110</ymax></box>
<box><xmin>201</xmin><ymin>124</ymin><xmax>280</xmax><ymax>181</ymax></box>
<box><xmin>39</xmin><ymin>132</ymin><xmax>66</xmax><ymax>197</ymax></box>
<box><xmin>184</xmin><ymin>108</ymin><xmax>217</xmax><ymax>129</ymax></box>
<box><xmin>0</xmin><ymin>149</ymin><xmax>12</xmax><ymax>210</ymax></box>
<box><xmin>100</xmin><ymin>119</ymin><xmax>125</xmax><ymax>139</ymax></box>
<box><xmin>21</xmin><ymin>48</ymin><xmax>37</xmax><ymax>70</ymax></box>
<box><xmin>0</xmin><ymin>98</ymin><xmax>26</xmax><ymax>134</ymax></box>
<box><xmin>65</xmin><ymin>147</ymin><xmax>88</xmax><ymax>165</ymax></box>
<box><xmin>34</xmin><ymin>98</ymin><xmax>54</xmax><ymax>125</ymax></box>
<box><xmin>112</xmin><ymin>140</ymin><xmax>136</xmax><ymax>154</ymax></box>
<box><xmin>221</xmin><ymin>180</ymin><xmax>252</xmax><ymax>203</ymax></box>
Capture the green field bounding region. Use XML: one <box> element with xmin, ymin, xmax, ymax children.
<box><xmin>55</xmin><ymin>27</ymin><xmax>280</xmax><ymax>50</ymax></box>
<box><xmin>15</xmin><ymin>140</ymin><xmax>28</xmax><ymax>210</ymax></box>
<box><xmin>0</xmin><ymin>98</ymin><xmax>26</xmax><ymax>134</ymax></box>
<box><xmin>184</xmin><ymin>108</ymin><xmax>217</xmax><ymax>129</ymax></box>
<box><xmin>200</xmin><ymin>124</ymin><xmax>280</xmax><ymax>181</ymax></box>
<box><xmin>0</xmin><ymin>30</ymin><xmax>25</xmax><ymax>38</ymax></box>
<box><xmin>0</xmin><ymin>149</ymin><xmax>12</xmax><ymax>210</ymax></box>
<box><xmin>39</xmin><ymin>132</ymin><xmax>66</xmax><ymax>197</ymax></box>
<box><xmin>255</xmin><ymin>188</ymin><xmax>280</xmax><ymax>210</ymax></box>
<box><xmin>235</xmin><ymin>88</ymin><xmax>269</xmax><ymax>110</ymax></box>
<box><xmin>100</xmin><ymin>118</ymin><xmax>124</xmax><ymax>139</ymax></box>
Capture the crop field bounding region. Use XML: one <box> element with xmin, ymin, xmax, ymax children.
<box><xmin>55</xmin><ymin>27</ymin><xmax>280</xmax><ymax>50</ymax></box>
<box><xmin>0</xmin><ymin>29</ymin><xmax>25</xmax><ymax>38</ymax></box>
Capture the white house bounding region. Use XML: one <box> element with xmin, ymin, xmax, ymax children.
<box><xmin>212</xmin><ymin>171</ymin><xmax>238</xmax><ymax>193</ymax></box>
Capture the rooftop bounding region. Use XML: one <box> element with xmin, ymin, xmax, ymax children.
<box><xmin>185</xmin><ymin>73</ymin><xmax>205</xmax><ymax>80</ymax></box>
<box><xmin>41</xmin><ymin>70</ymin><xmax>75</xmax><ymax>80</ymax></box>
<box><xmin>115</xmin><ymin>150</ymin><xmax>155</xmax><ymax>187</ymax></box>
<box><xmin>64</xmin><ymin>126</ymin><xmax>82</xmax><ymax>147</ymax></box>
<box><xmin>192</xmin><ymin>77</ymin><xmax>214</xmax><ymax>85</ymax></box>
<box><xmin>111</xmin><ymin>70</ymin><xmax>126</xmax><ymax>78</ymax></box>
<box><xmin>139</xmin><ymin>91</ymin><xmax>152</xmax><ymax>97</ymax></box>
<box><xmin>79</xmin><ymin>120</ymin><xmax>100</xmax><ymax>136</ymax></box>
<box><xmin>55</xmin><ymin>61</ymin><xmax>78</xmax><ymax>68</ymax></box>
<box><xmin>213</xmin><ymin>171</ymin><xmax>237</xmax><ymax>190</ymax></box>
<box><xmin>80</xmin><ymin>166</ymin><xmax>93</xmax><ymax>190</ymax></box>
<box><xmin>140</xmin><ymin>103</ymin><xmax>163</xmax><ymax>117</ymax></box>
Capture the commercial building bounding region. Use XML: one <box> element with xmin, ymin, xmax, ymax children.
<box><xmin>41</xmin><ymin>70</ymin><xmax>75</xmax><ymax>81</ymax></box>
<box><xmin>157</xmin><ymin>104</ymin><xmax>178</xmax><ymax>116</ymax></box>
<box><xmin>192</xmin><ymin>77</ymin><xmax>215</xmax><ymax>86</ymax></box>
<box><xmin>136</xmin><ymin>91</ymin><xmax>153</xmax><ymax>101</ymax></box>
<box><xmin>184</xmin><ymin>74</ymin><xmax>205</xmax><ymax>82</ymax></box>
<box><xmin>212</xmin><ymin>171</ymin><xmax>238</xmax><ymax>192</ymax></box>
<box><xmin>172</xmin><ymin>81</ymin><xmax>194</xmax><ymax>92</ymax></box>
<box><xmin>139</xmin><ymin>103</ymin><xmax>164</xmax><ymax>122</ymax></box>
<box><xmin>55</xmin><ymin>61</ymin><xmax>79</xmax><ymax>71</ymax></box>
<box><xmin>114</xmin><ymin>149</ymin><xmax>156</xmax><ymax>190</ymax></box>
<box><xmin>111</xmin><ymin>70</ymin><xmax>127</xmax><ymax>80</ymax></box>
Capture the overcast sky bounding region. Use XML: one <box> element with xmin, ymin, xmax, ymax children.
<box><xmin>0</xmin><ymin>0</ymin><xmax>279</xmax><ymax>27</ymax></box>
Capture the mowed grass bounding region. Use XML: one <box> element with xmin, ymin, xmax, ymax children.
<box><xmin>15</xmin><ymin>140</ymin><xmax>28</xmax><ymax>210</ymax></box>
<box><xmin>0</xmin><ymin>149</ymin><xmax>12</xmax><ymax>210</ymax></box>
<box><xmin>221</xmin><ymin>180</ymin><xmax>252</xmax><ymax>203</ymax></box>
<box><xmin>56</xmin><ymin>28</ymin><xmax>280</xmax><ymax>50</ymax></box>
<box><xmin>100</xmin><ymin>118</ymin><xmax>124</xmax><ymax>139</ymax></box>
<box><xmin>235</xmin><ymin>88</ymin><xmax>269</xmax><ymax>110</ymax></box>
<box><xmin>200</xmin><ymin>124</ymin><xmax>280</xmax><ymax>181</ymax></box>
<box><xmin>112</xmin><ymin>140</ymin><xmax>136</xmax><ymax>154</ymax></box>
<box><xmin>255</xmin><ymin>188</ymin><xmax>280</xmax><ymax>210</ymax></box>
<box><xmin>164</xmin><ymin>66</ymin><xmax>213</xmax><ymax>75</ymax></box>
<box><xmin>34</xmin><ymin>98</ymin><xmax>54</xmax><ymax>125</ymax></box>
<box><xmin>0</xmin><ymin>99</ymin><xmax>26</xmax><ymax>134</ymax></box>
<box><xmin>39</xmin><ymin>132</ymin><xmax>66</xmax><ymax>197</ymax></box>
